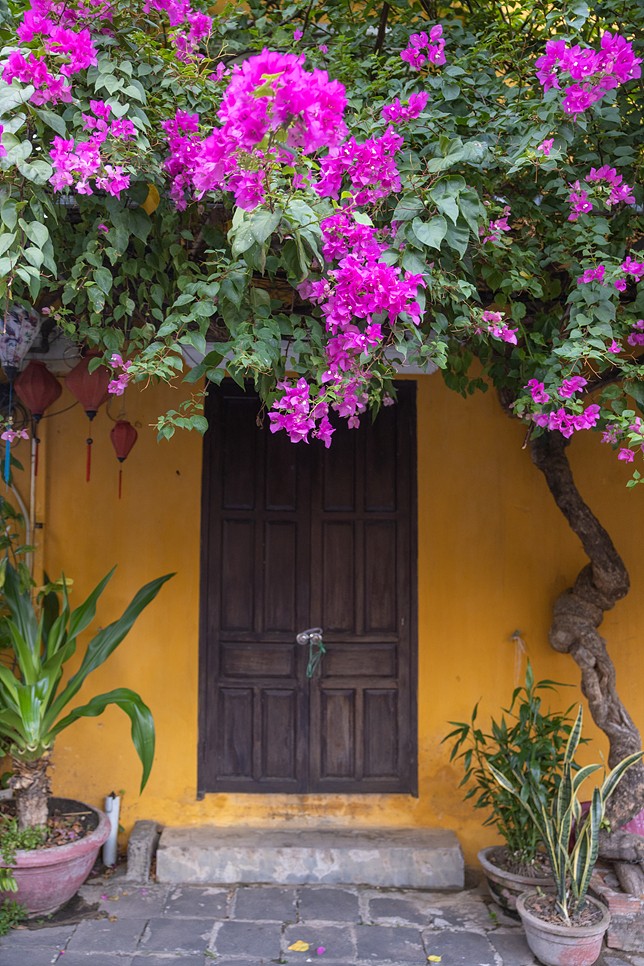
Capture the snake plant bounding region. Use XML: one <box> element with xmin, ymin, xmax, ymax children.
<box><xmin>489</xmin><ymin>704</ymin><xmax>643</xmax><ymax>923</ymax></box>
<box><xmin>0</xmin><ymin>561</ymin><xmax>172</xmax><ymax>830</ymax></box>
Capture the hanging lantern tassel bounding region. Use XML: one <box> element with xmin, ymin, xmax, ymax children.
<box><xmin>86</xmin><ymin>419</ymin><xmax>94</xmax><ymax>483</ymax></box>
<box><xmin>66</xmin><ymin>354</ymin><xmax>111</xmax><ymax>483</ymax></box>
<box><xmin>110</xmin><ymin>420</ymin><xmax>138</xmax><ymax>499</ymax></box>
<box><xmin>15</xmin><ymin>361</ymin><xmax>62</xmax><ymax>478</ymax></box>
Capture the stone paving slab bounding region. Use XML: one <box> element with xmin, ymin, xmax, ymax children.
<box><xmin>64</xmin><ymin>917</ymin><xmax>147</xmax><ymax>953</ymax></box>
<box><xmin>0</xmin><ymin>947</ymin><xmax>69</xmax><ymax>966</ymax></box>
<box><xmin>90</xmin><ymin>884</ymin><xmax>169</xmax><ymax>919</ymax></box>
<box><xmin>421</xmin><ymin>928</ymin><xmax>497</xmax><ymax>966</ymax></box>
<box><xmin>130</xmin><ymin>958</ymin><xmax>204</xmax><ymax>965</ymax></box>
<box><xmin>488</xmin><ymin>929</ymin><xmax>540</xmax><ymax>966</ymax></box>
<box><xmin>232</xmin><ymin>884</ymin><xmax>298</xmax><ymax>921</ymax></box>
<box><xmin>367</xmin><ymin>894</ymin><xmax>432</xmax><ymax>925</ymax></box>
<box><xmin>47</xmin><ymin>956</ymin><xmax>134</xmax><ymax>966</ymax></box>
<box><xmin>139</xmin><ymin>916</ymin><xmax>215</xmax><ymax>953</ymax></box>
<box><xmin>212</xmin><ymin>919</ymin><xmax>283</xmax><ymax>959</ymax></box>
<box><xmin>299</xmin><ymin>885</ymin><xmax>361</xmax><ymax>922</ymax></box>
<box><xmin>163</xmin><ymin>885</ymin><xmax>230</xmax><ymax>918</ymax></box>
<box><xmin>355</xmin><ymin>923</ymin><xmax>426</xmax><ymax>963</ymax></box>
<box><xmin>283</xmin><ymin>922</ymin><xmax>356</xmax><ymax>962</ymax></box>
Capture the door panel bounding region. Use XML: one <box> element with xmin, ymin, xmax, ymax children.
<box><xmin>199</xmin><ymin>381</ymin><xmax>417</xmax><ymax>795</ymax></box>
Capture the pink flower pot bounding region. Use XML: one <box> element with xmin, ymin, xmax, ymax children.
<box><xmin>1</xmin><ymin>799</ymin><xmax>110</xmax><ymax>916</ymax></box>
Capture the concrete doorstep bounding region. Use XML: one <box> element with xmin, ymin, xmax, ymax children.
<box><xmin>155</xmin><ymin>826</ymin><xmax>464</xmax><ymax>890</ymax></box>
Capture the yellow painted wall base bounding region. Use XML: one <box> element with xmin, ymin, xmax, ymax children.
<box><xmin>20</xmin><ymin>373</ymin><xmax>642</xmax><ymax>867</ymax></box>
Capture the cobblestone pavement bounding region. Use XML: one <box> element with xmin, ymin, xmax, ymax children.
<box><xmin>1</xmin><ymin>876</ymin><xmax>642</xmax><ymax>966</ymax></box>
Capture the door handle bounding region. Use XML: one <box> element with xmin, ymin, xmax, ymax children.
<box><xmin>296</xmin><ymin>627</ymin><xmax>325</xmax><ymax>678</ymax></box>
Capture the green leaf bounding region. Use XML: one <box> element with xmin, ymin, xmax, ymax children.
<box><xmin>0</xmin><ymin>232</ymin><xmax>16</xmax><ymax>256</ymax></box>
<box><xmin>412</xmin><ymin>215</ymin><xmax>447</xmax><ymax>250</ymax></box>
<box><xmin>51</xmin><ymin>688</ymin><xmax>155</xmax><ymax>791</ymax></box>
<box><xmin>444</xmin><ymin>222</ymin><xmax>470</xmax><ymax>258</ymax></box>
<box><xmin>33</xmin><ymin>108</ymin><xmax>67</xmax><ymax>137</ymax></box>
<box><xmin>93</xmin><ymin>267</ymin><xmax>113</xmax><ymax>295</ymax></box>
<box><xmin>16</xmin><ymin>159</ymin><xmax>53</xmax><ymax>184</ymax></box>
<box><xmin>20</xmin><ymin>220</ymin><xmax>49</xmax><ymax>248</ymax></box>
<box><xmin>23</xmin><ymin>246</ymin><xmax>44</xmax><ymax>269</ymax></box>
<box><xmin>0</xmin><ymin>83</ymin><xmax>35</xmax><ymax>114</ymax></box>
<box><xmin>392</xmin><ymin>196</ymin><xmax>425</xmax><ymax>223</ymax></box>
<box><xmin>44</xmin><ymin>573</ymin><xmax>174</xmax><ymax>730</ymax></box>
<box><xmin>250</xmin><ymin>209</ymin><xmax>282</xmax><ymax>245</ymax></box>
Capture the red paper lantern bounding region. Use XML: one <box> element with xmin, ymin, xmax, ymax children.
<box><xmin>110</xmin><ymin>420</ymin><xmax>138</xmax><ymax>498</ymax></box>
<box><xmin>15</xmin><ymin>361</ymin><xmax>62</xmax><ymax>476</ymax></box>
<box><xmin>66</xmin><ymin>354</ymin><xmax>111</xmax><ymax>482</ymax></box>
<box><xmin>15</xmin><ymin>361</ymin><xmax>62</xmax><ymax>417</ymax></box>
<box><xmin>66</xmin><ymin>353</ymin><xmax>110</xmax><ymax>418</ymax></box>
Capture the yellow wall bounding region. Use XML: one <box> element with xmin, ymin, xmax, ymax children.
<box><xmin>18</xmin><ymin>373</ymin><xmax>642</xmax><ymax>866</ymax></box>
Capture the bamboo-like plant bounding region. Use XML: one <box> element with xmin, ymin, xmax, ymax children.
<box><xmin>489</xmin><ymin>705</ymin><xmax>643</xmax><ymax>924</ymax></box>
<box><xmin>444</xmin><ymin>664</ymin><xmax>575</xmax><ymax>872</ymax></box>
<box><xmin>0</xmin><ymin>561</ymin><xmax>172</xmax><ymax>830</ymax></box>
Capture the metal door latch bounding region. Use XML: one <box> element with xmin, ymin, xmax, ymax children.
<box><xmin>296</xmin><ymin>627</ymin><xmax>325</xmax><ymax>678</ymax></box>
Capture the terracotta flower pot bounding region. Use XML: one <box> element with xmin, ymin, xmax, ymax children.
<box><xmin>1</xmin><ymin>798</ymin><xmax>110</xmax><ymax>916</ymax></box>
<box><xmin>478</xmin><ymin>846</ymin><xmax>554</xmax><ymax>913</ymax></box>
<box><xmin>516</xmin><ymin>891</ymin><xmax>610</xmax><ymax>966</ymax></box>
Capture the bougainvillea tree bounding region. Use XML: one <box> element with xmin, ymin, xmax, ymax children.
<box><xmin>0</xmin><ymin>0</ymin><xmax>642</xmax><ymax>884</ymax></box>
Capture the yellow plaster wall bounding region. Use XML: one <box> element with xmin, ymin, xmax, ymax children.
<box><xmin>30</xmin><ymin>374</ymin><xmax>643</xmax><ymax>866</ymax></box>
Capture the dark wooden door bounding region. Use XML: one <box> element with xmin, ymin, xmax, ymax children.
<box><xmin>198</xmin><ymin>381</ymin><xmax>417</xmax><ymax>795</ymax></box>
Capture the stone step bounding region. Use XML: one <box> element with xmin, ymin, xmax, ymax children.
<box><xmin>156</xmin><ymin>826</ymin><xmax>464</xmax><ymax>890</ymax></box>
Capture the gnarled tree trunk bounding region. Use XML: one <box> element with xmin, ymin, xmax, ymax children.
<box><xmin>530</xmin><ymin>432</ymin><xmax>644</xmax><ymax>890</ymax></box>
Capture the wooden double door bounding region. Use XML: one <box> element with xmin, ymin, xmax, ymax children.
<box><xmin>198</xmin><ymin>381</ymin><xmax>417</xmax><ymax>795</ymax></box>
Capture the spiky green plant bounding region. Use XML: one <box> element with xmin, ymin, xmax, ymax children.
<box><xmin>489</xmin><ymin>705</ymin><xmax>643</xmax><ymax>923</ymax></box>
<box><xmin>0</xmin><ymin>562</ymin><xmax>172</xmax><ymax>830</ymax></box>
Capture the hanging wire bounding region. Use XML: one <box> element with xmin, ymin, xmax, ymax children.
<box><xmin>3</xmin><ymin>382</ymin><xmax>13</xmax><ymax>484</ymax></box>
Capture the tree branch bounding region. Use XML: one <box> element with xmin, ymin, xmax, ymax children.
<box><xmin>374</xmin><ymin>2</ymin><xmax>390</xmax><ymax>54</ymax></box>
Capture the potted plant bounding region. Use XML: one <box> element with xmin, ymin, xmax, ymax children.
<box><xmin>444</xmin><ymin>664</ymin><xmax>575</xmax><ymax>911</ymax></box>
<box><xmin>0</xmin><ymin>561</ymin><xmax>172</xmax><ymax>915</ymax></box>
<box><xmin>489</xmin><ymin>706</ymin><xmax>643</xmax><ymax>966</ymax></box>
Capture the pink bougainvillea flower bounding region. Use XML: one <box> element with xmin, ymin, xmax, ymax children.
<box><xmin>535</xmin><ymin>31</ymin><xmax>641</xmax><ymax>114</ymax></box>
<box><xmin>526</xmin><ymin>379</ymin><xmax>550</xmax><ymax>404</ymax></box>
<box><xmin>577</xmin><ymin>265</ymin><xmax>605</xmax><ymax>285</ymax></box>
<box><xmin>400</xmin><ymin>26</ymin><xmax>445</xmax><ymax>70</ymax></box>
<box><xmin>1</xmin><ymin>427</ymin><xmax>29</xmax><ymax>442</ymax></box>
<box><xmin>618</xmin><ymin>448</ymin><xmax>635</xmax><ymax>462</ymax></box>
<box><xmin>568</xmin><ymin>183</ymin><xmax>592</xmax><ymax>220</ymax></box>
<box><xmin>381</xmin><ymin>91</ymin><xmax>429</xmax><ymax>123</ymax></box>
<box><xmin>480</xmin><ymin>210</ymin><xmax>511</xmax><ymax>244</ymax></box>
<box><xmin>558</xmin><ymin>376</ymin><xmax>587</xmax><ymax>399</ymax></box>
<box><xmin>627</xmin><ymin>320</ymin><xmax>644</xmax><ymax>347</ymax></box>
<box><xmin>622</xmin><ymin>257</ymin><xmax>644</xmax><ymax>280</ymax></box>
